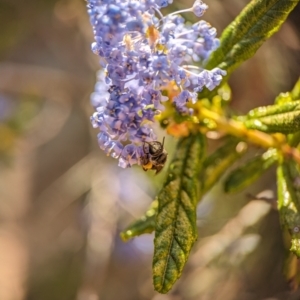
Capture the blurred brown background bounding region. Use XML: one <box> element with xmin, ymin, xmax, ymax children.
<box><xmin>0</xmin><ymin>0</ymin><xmax>300</xmax><ymax>299</ymax></box>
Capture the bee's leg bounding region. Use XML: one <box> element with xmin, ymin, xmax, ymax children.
<box><xmin>155</xmin><ymin>165</ymin><xmax>163</xmax><ymax>174</ymax></box>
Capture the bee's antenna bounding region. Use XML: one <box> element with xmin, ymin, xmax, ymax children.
<box><xmin>162</xmin><ymin>136</ymin><xmax>165</xmax><ymax>147</ymax></box>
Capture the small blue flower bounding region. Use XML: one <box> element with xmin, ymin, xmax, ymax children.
<box><xmin>87</xmin><ymin>0</ymin><xmax>226</xmax><ymax>168</ymax></box>
<box><xmin>119</xmin><ymin>144</ymin><xmax>143</xmax><ymax>168</ymax></box>
<box><xmin>192</xmin><ymin>0</ymin><xmax>208</xmax><ymax>17</ymax></box>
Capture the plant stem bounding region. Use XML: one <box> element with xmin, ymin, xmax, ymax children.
<box><xmin>199</xmin><ymin>107</ymin><xmax>300</xmax><ymax>164</ymax></box>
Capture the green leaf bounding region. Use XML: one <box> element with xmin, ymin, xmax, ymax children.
<box><xmin>274</xmin><ymin>80</ymin><xmax>300</xmax><ymax>145</ymax></box>
<box><xmin>247</xmin><ymin>101</ymin><xmax>300</xmax><ymax>119</ymax></box>
<box><xmin>206</xmin><ymin>0</ymin><xmax>299</xmax><ymax>71</ymax></box>
<box><xmin>224</xmin><ymin>149</ymin><xmax>278</xmax><ymax>193</ymax></box>
<box><xmin>285</xmin><ymin>79</ymin><xmax>300</xmax><ymax>146</ymax></box>
<box><xmin>199</xmin><ymin>0</ymin><xmax>299</xmax><ymax>99</ymax></box>
<box><xmin>201</xmin><ymin>138</ymin><xmax>247</xmax><ymax>195</ymax></box>
<box><xmin>248</xmin><ymin>82</ymin><xmax>300</xmax><ymax>135</ymax></box>
<box><xmin>153</xmin><ymin>133</ymin><xmax>206</xmax><ymax>293</ymax></box>
<box><xmin>275</xmin><ymin>78</ymin><xmax>300</xmax><ymax>104</ymax></box>
<box><xmin>244</xmin><ymin>110</ymin><xmax>300</xmax><ymax>134</ymax></box>
<box><xmin>288</xmin><ymin>131</ymin><xmax>300</xmax><ymax>148</ymax></box>
<box><xmin>277</xmin><ymin>160</ymin><xmax>300</xmax><ymax>257</ymax></box>
<box><xmin>274</xmin><ymin>92</ymin><xmax>294</xmax><ymax>105</ymax></box>
<box><xmin>120</xmin><ymin>199</ymin><xmax>157</xmax><ymax>241</ymax></box>
<box><xmin>244</xmin><ymin>101</ymin><xmax>300</xmax><ymax>133</ymax></box>
<box><xmin>291</xmin><ymin>78</ymin><xmax>300</xmax><ymax>101</ymax></box>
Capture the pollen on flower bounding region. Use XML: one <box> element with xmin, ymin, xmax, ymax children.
<box><xmin>87</xmin><ymin>0</ymin><xmax>226</xmax><ymax>168</ymax></box>
<box><xmin>123</xmin><ymin>34</ymin><xmax>134</xmax><ymax>51</ymax></box>
<box><xmin>146</xmin><ymin>25</ymin><xmax>160</xmax><ymax>47</ymax></box>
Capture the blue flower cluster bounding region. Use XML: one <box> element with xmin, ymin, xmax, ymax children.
<box><xmin>87</xmin><ymin>0</ymin><xmax>226</xmax><ymax>168</ymax></box>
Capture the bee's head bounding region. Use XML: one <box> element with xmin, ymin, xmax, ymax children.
<box><xmin>146</xmin><ymin>137</ymin><xmax>165</xmax><ymax>156</ymax></box>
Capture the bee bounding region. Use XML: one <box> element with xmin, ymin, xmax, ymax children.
<box><xmin>141</xmin><ymin>137</ymin><xmax>168</xmax><ymax>174</ymax></box>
